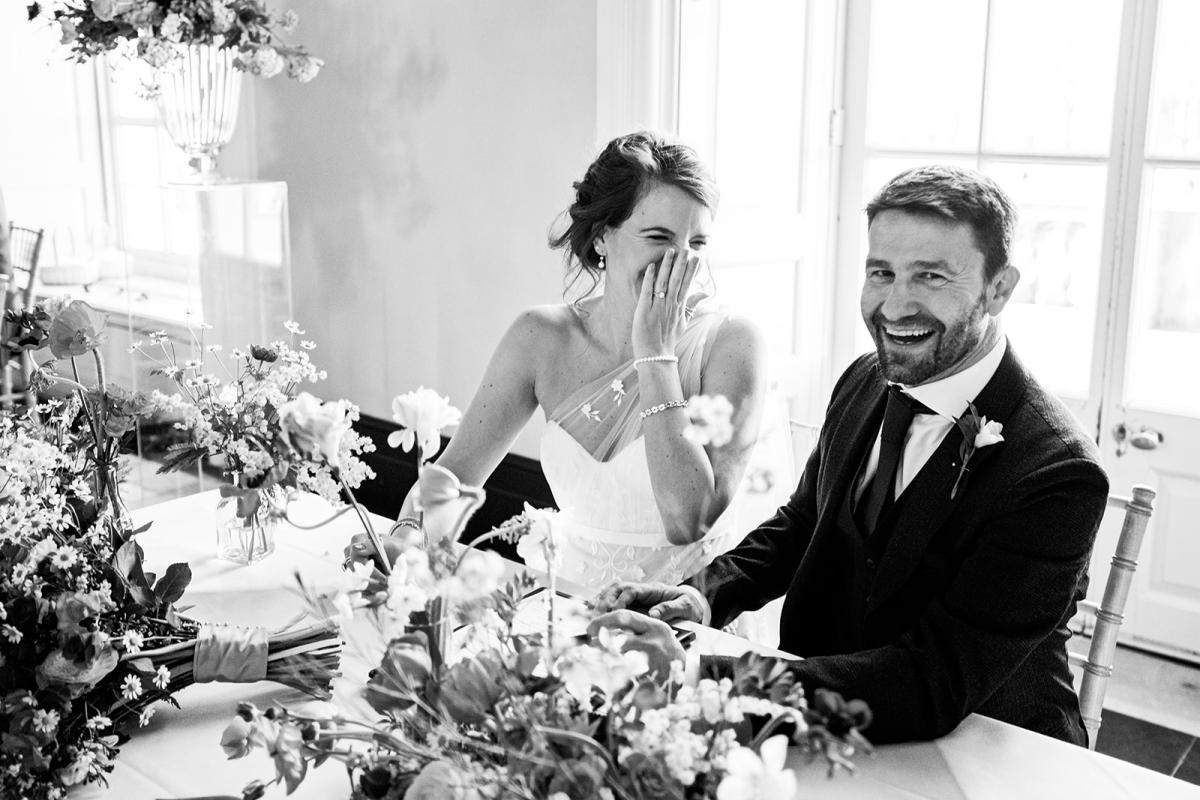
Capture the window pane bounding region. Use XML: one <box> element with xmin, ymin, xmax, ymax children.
<box><xmin>982</xmin><ymin>0</ymin><xmax>1121</xmax><ymax>156</ymax></box>
<box><xmin>1145</xmin><ymin>0</ymin><xmax>1200</xmax><ymax>160</ymax></box>
<box><xmin>985</xmin><ymin>161</ymin><xmax>1106</xmax><ymax>399</ymax></box>
<box><xmin>1125</xmin><ymin>167</ymin><xmax>1200</xmax><ymax>416</ymax></box>
<box><xmin>710</xmin><ymin>260</ymin><xmax>795</xmax><ymax>355</ymax></box>
<box><xmin>865</xmin><ymin>0</ymin><xmax>988</xmax><ymax>152</ymax></box>
<box><xmin>119</xmin><ymin>185</ymin><xmax>166</xmax><ymax>252</ymax></box>
<box><xmin>711</xmin><ymin>0</ymin><xmax>805</xmax><ymax>211</ymax></box>
<box><xmin>106</xmin><ymin>60</ymin><xmax>159</xmax><ymax>121</ymax></box>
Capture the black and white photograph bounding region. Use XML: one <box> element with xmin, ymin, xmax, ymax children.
<box><xmin>2</xmin><ymin>1</ymin><xmax>1198</xmax><ymax>798</ymax></box>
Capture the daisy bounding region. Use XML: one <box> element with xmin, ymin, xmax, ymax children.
<box><xmin>122</xmin><ymin>630</ymin><xmax>144</xmax><ymax>653</ymax></box>
<box><xmin>32</xmin><ymin>708</ymin><xmax>60</xmax><ymax>735</ymax></box>
<box><xmin>121</xmin><ymin>674</ymin><xmax>142</xmax><ymax>701</ymax></box>
<box><xmin>153</xmin><ymin>665</ymin><xmax>171</xmax><ymax>690</ymax></box>
<box><xmin>52</xmin><ymin>545</ymin><xmax>78</xmax><ymax>570</ymax></box>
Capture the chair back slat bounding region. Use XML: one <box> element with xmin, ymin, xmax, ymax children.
<box><xmin>1073</xmin><ymin>484</ymin><xmax>1156</xmax><ymax>749</ymax></box>
<box><xmin>6</xmin><ymin>224</ymin><xmax>45</xmax><ymax>309</ymax></box>
<box><xmin>1</xmin><ymin>224</ymin><xmax>46</xmax><ymax>413</ymax></box>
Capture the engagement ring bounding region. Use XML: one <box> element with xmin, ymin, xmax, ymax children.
<box><xmin>655</xmin><ymin>291</ymin><xmax>667</xmax><ymax>298</ymax></box>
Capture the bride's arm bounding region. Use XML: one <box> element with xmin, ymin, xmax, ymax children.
<box><xmin>640</xmin><ymin>315</ymin><xmax>767</xmax><ymax>545</ymax></box>
<box><xmin>425</xmin><ymin>308</ymin><xmax>549</xmax><ymax>487</ymax></box>
<box><xmin>388</xmin><ymin>309</ymin><xmax>548</xmax><ymax>529</ymax></box>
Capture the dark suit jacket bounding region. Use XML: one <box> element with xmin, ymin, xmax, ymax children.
<box><xmin>691</xmin><ymin>343</ymin><xmax>1108</xmax><ymax>745</ymax></box>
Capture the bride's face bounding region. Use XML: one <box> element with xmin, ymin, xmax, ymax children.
<box><xmin>596</xmin><ymin>182</ymin><xmax>713</xmax><ymax>292</ymax></box>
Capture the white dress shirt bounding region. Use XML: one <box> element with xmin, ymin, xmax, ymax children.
<box><xmin>855</xmin><ymin>336</ymin><xmax>1007</xmax><ymax>502</ymax></box>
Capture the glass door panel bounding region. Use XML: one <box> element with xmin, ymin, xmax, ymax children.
<box><xmin>1145</xmin><ymin>0</ymin><xmax>1200</xmax><ymax>160</ymax></box>
<box><xmin>864</xmin><ymin>0</ymin><xmax>987</xmax><ymax>153</ymax></box>
<box><xmin>982</xmin><ymin>0</ymin><xmax>1121</xmax><ymax>156</ymax></box>
<box><xmin>1124</xmin><ymin>167</ymin><xmax>1200</xmax><ymax>417</ymax></box>
<box><xmin>984</xmin><ymin>160</ymin><xmax>1107</xmax><ymax>400</ymax></box>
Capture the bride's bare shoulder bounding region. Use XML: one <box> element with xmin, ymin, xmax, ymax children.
<box><xmin>501</xmin><ymin>303</ymin><xmax>585</xmax><ymax>353</ymax></box>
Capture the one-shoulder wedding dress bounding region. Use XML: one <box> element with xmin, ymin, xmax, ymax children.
<box><xmin>537</xmin><ymin>307</ymin><xmax>745</xmax><ymax>594</ymax></box>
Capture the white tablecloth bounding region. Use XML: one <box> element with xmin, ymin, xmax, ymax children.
<box><xmin>76</xmin><ymin>491</ymin><xmax>1200</xmax><ymax>800</ymax></box>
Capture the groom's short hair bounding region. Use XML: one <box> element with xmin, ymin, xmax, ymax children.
<box><xmin>866</xmin><ymin>165</ymin><xmax>1017</xmax><ymax>282</ymax></box>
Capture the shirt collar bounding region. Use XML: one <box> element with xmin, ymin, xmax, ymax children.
<box><xmin>898</xmin><ymin>336</ymin><xmax>1007</xmax><ymax>421</ymax></box>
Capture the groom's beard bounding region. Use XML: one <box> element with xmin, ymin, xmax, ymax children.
<box><xmin>870</xmin><ymin>296</ymin><xmax>989</xmax><ymax>386</ymax></box>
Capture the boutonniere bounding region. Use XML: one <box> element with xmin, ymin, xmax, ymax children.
<box><xmin>951</xmin><ymin>402</ymin><xmax>1004</xmax><ymax>499</ymax></box>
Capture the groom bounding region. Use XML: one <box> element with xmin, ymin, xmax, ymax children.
<box><xmin>594</xmin><ymin>165</ymin><xmax>1109</xmax><ymax>746</ymax></box>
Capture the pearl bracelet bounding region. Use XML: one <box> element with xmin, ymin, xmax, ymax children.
<box><xmin>639</xmin><ymin>399</ymin><xmax>689</xmax><ymax>420</ymax></box>
<box><xmin>633</xmin><ymin>354</ymin><xmax>679</xmax><ymax>367</ymax></box>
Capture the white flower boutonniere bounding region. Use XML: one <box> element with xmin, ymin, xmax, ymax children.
<box><xmin>951</xmin><ymin>402</ymin><xmax>1004</xmax><ymax>499</ymax></box>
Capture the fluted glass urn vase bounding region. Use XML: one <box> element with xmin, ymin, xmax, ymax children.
<box><xmin>156</xmin><ymin>44</ymin><xmax>243</xmax><ymax>180</ymax></box>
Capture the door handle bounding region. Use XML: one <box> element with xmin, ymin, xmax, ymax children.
<box><xmin>1112</xmin><ymin>422</ymin><xmax>1164</xmax><ymax>456</ymax></box>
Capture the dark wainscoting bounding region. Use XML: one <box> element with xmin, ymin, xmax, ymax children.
<box><xmin>351</xmin><ymin>414</ymin><xmax>555</xmax><ymax>561</ymax></box>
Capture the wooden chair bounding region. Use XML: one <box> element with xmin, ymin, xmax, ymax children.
<box><xmin>1</xmin><ymin>224</ymin><xmax>45</xmax><ymax>413</ymax></box>
<box><xmin>1068</xmin><ymin>485</ymin><xmax>1156</xmax><ymax>749</ymax></box>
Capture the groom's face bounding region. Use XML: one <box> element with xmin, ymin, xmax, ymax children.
<box><xmin>861</xmin><ymin>209</ymin><xmax>996</xmax><ymax>386</ymax></box>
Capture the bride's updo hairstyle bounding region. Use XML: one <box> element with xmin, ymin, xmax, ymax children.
<box><xmin>550</xmin><ymin>131</ymin><xmax>718</xmax><ymax>301</ymax></box>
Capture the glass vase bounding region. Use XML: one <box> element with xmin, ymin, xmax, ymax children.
<box><xmin>214</xmin><ymin>482</ymin><xmax>280</xmax><ymax>565</ymax></box>
<box><xmin>156</xmin><ymin>44</ymin><xmax>243</xmax><ymax>181</ymax></box>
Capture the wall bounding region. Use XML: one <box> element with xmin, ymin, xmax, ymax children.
<box><xmin>249</xmin><ymin>1</ymin><xmax>599</xmax><ymax>458</ymax></box>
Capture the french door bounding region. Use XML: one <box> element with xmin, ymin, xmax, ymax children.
<box><xmin>837</xmin><ymin>0</ymin><xmax>1200</xmax><ymax>661</ymax></box>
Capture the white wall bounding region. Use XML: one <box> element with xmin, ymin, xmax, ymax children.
<box><xmin>249</xmin><ymin>1</ymin><xmax>599</xmax><ymax>458</ymax></box>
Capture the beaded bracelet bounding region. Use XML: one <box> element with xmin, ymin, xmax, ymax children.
<box><xmin>633</xmin><ymin>354</ymin><xmax>679</xmax><ymax>367</ymax></box>
<box><xmin>639</xmin><ymin>399</ymin><xmax>689</xmax><ymax>420</ymax></box>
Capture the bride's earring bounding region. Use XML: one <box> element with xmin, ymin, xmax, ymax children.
<box><xmin>598</xmin><ymin>254</ymin><xmax>606</xmax><ymax>271</ymax></box>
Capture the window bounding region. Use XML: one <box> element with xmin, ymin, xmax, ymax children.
<box><xmin>838</xmin><ymin>0</ymin><xmax>1122</xmax><ymax>406</ymax></box>
<box><xmin>836</xmin><ymin>0</ymin><xmax>1200</xmax><ymax>428</ymax></box>
<box><xmin>0</xmin><ymin>5</ymin><xmax>105</xmax><ymax>274</ymax></box>
<box><xmin>102</xmin><ymin>63</ymin><xmax>197</xmax><ymax>281</ymax></box>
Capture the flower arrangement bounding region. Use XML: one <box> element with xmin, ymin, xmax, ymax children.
<box><xmin>222</xmin><ymin>521</ymin><xmax>872</xmax><ymax>800</ymax></box>
<box><xmin>132</xmin><ymin>319</ymin><xmax>376</xmax><ymax>561</ymax></box>
<box><xmin>216</xmin><ymin>389</ymin><xmax>871</xmax><ymax>799</ymax></box>
<box><xmin>0</xmin><ymin>299</ymin><xmax>342</xmax><ymax>800</ymax></box>
<box><xmin>27</xmin><ymin>0</ymin><xmax>323</xmax><ymax>85</ymax></box>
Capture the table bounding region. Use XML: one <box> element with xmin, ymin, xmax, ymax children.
<box><xmin>79</xmin><ymin>491</ymin><xmax>1200</xmax><ymax>800</ymax></box>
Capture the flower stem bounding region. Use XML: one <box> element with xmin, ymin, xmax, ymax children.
<box><xmin>336</xmin><ymin>472</ymin><xmax>390</xmax><ymax>576</ymax></box>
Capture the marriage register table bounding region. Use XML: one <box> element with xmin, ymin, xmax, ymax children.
<box><xmin>76</xmin><ymin>491</ymin><xmax>1200</xmax><ymax>800</ymax></box>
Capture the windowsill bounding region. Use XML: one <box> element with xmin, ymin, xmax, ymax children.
<box><xmin>36</xmin><ymin>275</ymin><xmax>197</xmax><ymax>332</ymax></box>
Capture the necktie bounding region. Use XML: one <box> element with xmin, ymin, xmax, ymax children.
<box><xmin>859</xmin><ymin>385</ymin><xmax>933</xmax><ymax>534</ymax></box>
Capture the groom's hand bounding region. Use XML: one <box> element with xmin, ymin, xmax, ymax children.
<box><xmin>594</xmin><ymin>581</ymin><xmax>708</xmax><ymax>624</ymax></box>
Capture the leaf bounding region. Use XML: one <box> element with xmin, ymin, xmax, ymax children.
<box><xmin>143</xmin><ymin>572</ymin><xmax>156</xmax><ymax>588</ymax></box>
<box><xmin>114</xmin><ymin>539</ymin><xmax>148</xmax><ymax>588</ymax></box>
<box><xmin>154</xmin><ymin>562</ymin><xmax>192</xmax><ymax>605</ymax></box>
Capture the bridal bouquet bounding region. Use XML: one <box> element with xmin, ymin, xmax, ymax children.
<box><xmin>0</xmin><ymin>300</ymin><xmax>343</xmax><ymax>799</ymax></box>
<box><xmin>27</xmin><ymin>0</ymin><xmax>323</xmax><ymax>83</ymax></box>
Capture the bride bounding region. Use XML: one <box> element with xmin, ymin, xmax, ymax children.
<box><xmin>365</xmin><ymin>132</ymin><xmax>767</xmax><ymax>593</ymax></box>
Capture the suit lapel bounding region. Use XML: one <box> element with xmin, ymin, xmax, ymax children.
<box><xmin>819</xmin><ymin>368</ymin><xmax>888</xmax><ymax>531</ymax></box>
<box><xmin>866</xmin><ymin>342</ymin><xmax>1029</xmax><ymax>614</ymax></box>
